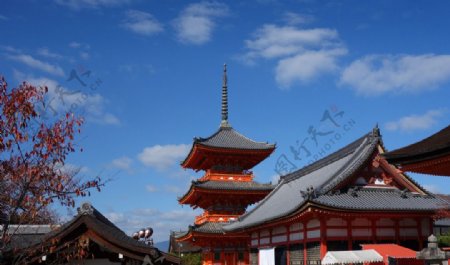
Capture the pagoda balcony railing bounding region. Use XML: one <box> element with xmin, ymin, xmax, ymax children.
<box><xmin>195</xmin><ymin>212</ymin><xmax>241</xmax><ymax>225</ymax></box>
<box><xmin>200</xmin><ymin>170</ymin><xmax>254</xmax><ymax>182</ymax></box>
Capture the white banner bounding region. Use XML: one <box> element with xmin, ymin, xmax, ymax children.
<box><xmin>259</xmin><ymin>248</ymin><xmax>275</xmax><ymax>265</ymax></box>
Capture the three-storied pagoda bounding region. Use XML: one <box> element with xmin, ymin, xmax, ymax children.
<box><xmin>176</xmin><ymin>65</ymin><xmax>276</xmax><ymax>265</ymax></box>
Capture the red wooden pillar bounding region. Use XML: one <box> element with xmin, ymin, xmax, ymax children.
<box><xmin>320</xmin><ymin>218</ymin><xmax>327</xmax><ymax>258</ymax></box>
<box><xmin>416</xmin><ymin>218</ymin><xmax>423</xmax><ymax>249</ymax></box>
<box><xmin>394</xmin><ymin>219</ymin><xmax>400</xmax><ymax>244</ymax></box>
<box><xmin>269</xmin><ymin>228</ymin><xmax>272</xmax><ymax>244</ymax></box>
<box><xmin>429</xmin><ymin>217</ymin><xmax>433</xmax><ymax>237</ymax></box>
<box><xmin>347</xmin><ymin>217</ymin><xmax>352</xmax><ymax>250</ymax></box>
<box><xmin>303</xmin><ymin>222</ymin><xmax>307</xmax><ymax>265</ymax></box>
<box><xmin>371</xmin><ymin>218</ymin><xmax>377</xmax><ymax>244</ymax></box>
<box><xmin>203</xmin><ymin>250</ymin><xmax>213</xmax><ymax>265</ymax></box>
<box><xmin>286</xmin><ymin>225</ymin><xmax>290</xmax><ymax>265</ymax></box>
<box><xmin>258</xmin><ymin>230</ymin><xmax>260</xmax><ymax>247</ymax></box>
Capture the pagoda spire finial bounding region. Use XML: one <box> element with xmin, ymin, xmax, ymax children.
<box><xmin>221</xmin><ymin>63</ymin><xmax>230</xmax><ymax>127</ymax></box>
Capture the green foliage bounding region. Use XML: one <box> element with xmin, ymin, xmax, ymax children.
<box><xmin>181</xmin><ymin>253</ymin><xmax>202</xmax><ymax>265</ymax></box>
<box><xmin>438</xmin><ymin>232</ymin><xmax>450</xmax><ymax>247</ymax></box>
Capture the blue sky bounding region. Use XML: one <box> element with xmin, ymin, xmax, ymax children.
<box><xmin>1</xmin><ymin>0</ymin><xmax>450</xmax><ymax>243</ymax></box>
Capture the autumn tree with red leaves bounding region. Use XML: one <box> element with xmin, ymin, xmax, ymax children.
<box><xmin>0</xmin><ymin>76</ymin><xmax>103</xmax><ymax>253</ymax></box>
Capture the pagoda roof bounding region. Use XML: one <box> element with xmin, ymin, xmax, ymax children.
<box><xmin>194</xmin><ymin>126</ymin><xmax>275</xmax><ymax>150</ymax></box>
<box><xmin>181</xmin><ymin>126</ymin><xmax>275</xmax><ymax>170</ymax></box>
<box><xmin>191</xmin><ymin>180</ymin><xmax>274</xmax><ymax>191</ymax></box>
<box><xmin>174</xmin><ymin>222</ymin><xmax>226</xmax><ymax>240</ymax></box>
<box><xmin>178</xmin><ymin>180</ymin><xmax>274</xmax><ymax>206</ymax></box>
<box><xmin>383</xmin><ymin>124</ymin><xmax>450</xmax><ymax>176</ymax></box>
<box><xmin>169</xmin><ymin>231</ymin><xmax>201</xmax><ymax>253</ymax></box>
<box><xmin>224</xmin><ymin>128</ymin><xmax>448</xmax><ymax>231</ymax></box>
<box><xmin>190</xmin><ymin>221</ymin><xmax>227</xmax><ymax>234</ymax></box>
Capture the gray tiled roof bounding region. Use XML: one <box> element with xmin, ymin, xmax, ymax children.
<box><xmin>174</xmin><ymin>222</ymin><xmax>227</xmax><ymax>239</ymax></box>
<box><xmin>315</xmin><ymin>188</ymin><xmax>447</xmax><ymax>211</ymax></box>
<box><xmin>41</xmin><ymin>203</ymin><xmax>158</xmax><ymax>250</ymax></box>
<box><xmin>169</xmin><ymin>231</ymin><xmax>202</xmax><ymax>253</ymax></box>
<box><xmin>224</xmin><ymin>129</ymin><xmax>447</xmax><ymax>231</ymax></box>
<box><xmin>194</xmin><ymin>126</ymin><xmax>275</xmax><ymax>150</ymax></box>
<box><xmin>3</xmin><ymin>224</ymin><xmax>56</xmax><ymax>235</ymax></box>
<box><xmin>178</xmin><ymin>180</ymin><xmax>274</xmax><ymax>203</ymax></box>
<box><xmin>10</xmin><ymin>203</ymin><xmax>179</xmax><ymax>265</ymax></box>
<box><xmin>435</xmin><ymin>218</ymin><xmax>450</xmax><ymax>227</ymax></box>
<box><xmin>3</xmin><ymin>225</ymin><xmax>57</xmax><ymax>250</ymax></box>
<box><xmin>194</xmin><ymin>180</ymin><xmax>274</xmax><ymax>191</ymax></box>
<box><xmin>191</xmin><ymin>222</ymin><xmax>226</xmax><ymax>234</ymax></box>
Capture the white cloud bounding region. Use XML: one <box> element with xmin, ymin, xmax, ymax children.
<box><xmin>146</xmin><ymin>185</ymin><xmax>157</xmax><ymax>192</ymax></box>
<box><xmin>104</xmin><ymin>208</ymin><xmax>200</xmax><ymax>242</ymax></box>
<box><xmin>118</xmin><ymin>64</ymin><xmax>155</xmax><ymax>75</ymax></box>
<box><xmin>37</xmin><ymin>47</ymin><xmax>64</xmax><ymax>60</ymax></box>
<box><xmin>244</xmin><ymin>25</ymin><xmax>340</xmax><ymax>61</ymax></box>
<box><xmin>55</xmin><ymin>0</ymin><xmax>131</xmax><ymax>10</ymax></box>
<box><xmin>0</xmin><ymin>15</ymin><xmax>8</xmax><ymax>21</ymax></box>
<box><xmin>282</xmin><ymin>12</ymin><xmax>314</xmax><ymax>25</ymax></box>
<box><xmin>56</xmin><ymin>162</ymin><xmax>89</xmax><ymax>175</ymax></box>
<box><xmin>173</xmin><ymin>1</ymin><xmax>229</xmax><ymax>45</ymax></box>
<box><xmin>80</xmin><ymin>51</ymin><xmax>90</xmax><ymax>60</ymax></box>
<box><xmin>340</xmin><ymin>54</ymin><xmax>450</xmax><ymax>96</ymax></box>
<box><xmin>19</xmin><ymin>74</ymin><xmax>120</xmax><ymax>126</ymax></box>
<box><xmin>110</xmin><ymin>156</ymin><xmax>132</xmax><ymax>171</ymax></box>
<box><xmin>271</xmin><ymin>174</ymin><xmax>280</xmax><ymax>185</ymax></box>
<box><xmin>94</xmin><ymin>113</ymin><xmax>120</xmax><ymax>125</ymax></box>
<box><xmin>0</xmin><ymin>45</ymin><xmax>21</xmax><ymax>53</ymax></box>
<box><xmin>121</xmin><ymin>10</ymin><xmax>163</xmax><ymax>36</ymax></box>
<box><xmin>138</xmin><ymin>144</ymin><xmax>190</xmax><ymax>171</ymax></box>
<box><xmin>241</xmin><ymin>24</ymin><xmax>346</xmax><ymax>88</ymax></box>
<box><xmin>276</xmin><ymin>48</ymin><xmax>347</xmax><ymax>88</ymax></box>
<box><xmin>423</xmin><ymin>184</ymin><xmax>441</xmax><ymax>194</ymax></box>
<box><xmin>69</xmin><ymin>41</ymin><xmax>90</xmax><ymax>49</ymax></box>
<box><xmin>164</xmin><ymin>185</ymin><xmax>183</xmax><ymax>194</ymax></box>
<box><xmin>8</xmin><ymin>53</ymin><xmax>65</xmax><ymax>77</ymax></box>
<box><xmin>385</xmin><ymin>109</ymin><xmax>445</xmax><ymax>132</ymax></box>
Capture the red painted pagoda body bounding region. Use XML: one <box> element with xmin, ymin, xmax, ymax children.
<box><xmin>176</xmin><ymin>65</ymin><xmax>275</xmax><ymax>265</ymax></box>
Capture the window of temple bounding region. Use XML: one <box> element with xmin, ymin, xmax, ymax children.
<box><xmin>288</xmin><ymin>244</ymin><xmax>304</xmax><ymax>265</ymax></box>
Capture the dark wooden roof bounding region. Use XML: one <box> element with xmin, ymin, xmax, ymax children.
<box><xmin>383</xmin><ymin>125</ymin><xmax>450</xmax><ymax>175</ymax></box>
<box><xmin>12</xmin><ymin>203</ymin><xmax>180</xmax><ymax>265</ymax></box>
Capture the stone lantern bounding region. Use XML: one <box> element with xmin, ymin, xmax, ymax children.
<box><xmin>417</xmin><ymin>234</ymin><xmax>450</xmax><ymax>265</ymax></box>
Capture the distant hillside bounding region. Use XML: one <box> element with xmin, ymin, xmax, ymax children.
<box><xmin>154</xmin><ymin>240</ymin><xmax>170</xmax><ymax>252</ymax></box>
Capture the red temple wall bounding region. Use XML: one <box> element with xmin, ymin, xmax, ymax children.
<box><xmin>198</xmin><ymin>215</ymin><xmax>431</xmax><ymax>265</ymax></box>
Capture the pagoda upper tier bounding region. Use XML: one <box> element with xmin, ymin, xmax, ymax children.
<box><xmin>181</xmin><ymin>64</ymin><xmax>275</xmax><ymax>171</ymax></box>
<box><xmin>181</xmin><ymin>126</ymin><xmax>275</xmax><ymax>171</ymax></box>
